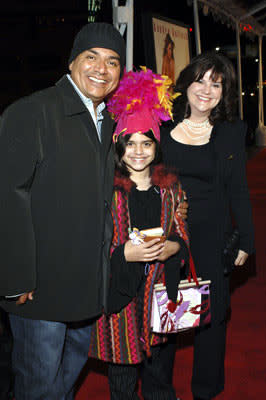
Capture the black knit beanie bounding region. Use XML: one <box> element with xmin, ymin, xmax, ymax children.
<box><xmin>68</xmin><ymin>22</ymin><xmax>126</xmax><ymax>76</ymax></box>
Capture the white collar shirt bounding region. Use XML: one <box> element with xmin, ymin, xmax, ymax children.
<box><xmin>67</xmin><ymin>74</ymin><xmax>105</xmax><ymax>142</ymax></box>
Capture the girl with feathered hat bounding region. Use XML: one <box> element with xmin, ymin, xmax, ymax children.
<box><xmin>88</xmin><ymin>67</ymin><xmax>189</xmax><ymax>400</ymax></box>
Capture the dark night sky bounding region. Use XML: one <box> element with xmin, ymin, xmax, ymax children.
<box><xmin>0</xmin><ymin>0</ymin><xmax>264</xmax><ymax>133</ymax></box>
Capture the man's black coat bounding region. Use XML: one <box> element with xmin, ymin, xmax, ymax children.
<box><xmin>0</xmin><ymin>76</ymin><xmax>114</xmax><ymax>321</ymax></box>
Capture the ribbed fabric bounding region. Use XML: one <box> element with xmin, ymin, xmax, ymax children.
<box><xmin>108</xmin><ymin>345</ymin><xmax>177</xmax><ymax>400</ymax></box>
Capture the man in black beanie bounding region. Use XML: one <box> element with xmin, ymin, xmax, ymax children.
<box><xmin>0</xmin><ymin>22</ymin><xmax>125</xmax><ymax>399</ymax></box>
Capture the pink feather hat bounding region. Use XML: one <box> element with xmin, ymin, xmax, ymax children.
<box><xmin>107</xmin><ymin>67</ymin><xmax>177</xmax><ymax>142</ymax></box>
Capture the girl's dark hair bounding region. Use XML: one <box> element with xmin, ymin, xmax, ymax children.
<box><xmin>114</xmin><ymin>130</ymin><xmax>162</xmax><ymax>177</ymax></box>
<box><xmin>173</xmin><ymin>51</ymin><xmax>237</xmax><ymax>124</ymax></box>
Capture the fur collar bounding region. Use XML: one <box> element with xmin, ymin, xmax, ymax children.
<box><xmin>114</xmin><ymin>164</ymin><xmax>179</xmax><ymax>193</ymax></box>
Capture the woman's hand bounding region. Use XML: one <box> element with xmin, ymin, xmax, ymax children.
<box><xmin>234</xmin><ymin>249</ymin><xmax>249</xmax><ymax>266</ymax></box>
<box><xmin>157</xmin><ymin>240</ymin><xmax>181</xmax><ymax>262</ymax></box>
<box><xmin>124</xmin><ymin>239</ymin><xmax>164</xmax><ymax>262</ymax></box>
<box><xmin>177</xmin><ymin>201</ymin><xmax>188</xmax><ymax>219</ymax></box>
<box><xmin>177</xmin><ymin>191</ymin><xmax>188</xmax><ymax>220</ymax></box>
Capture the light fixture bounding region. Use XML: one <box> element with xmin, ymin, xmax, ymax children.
<box><xmin>88</xmin><ymin>0</ymin><xmax>102</xmax><ymax>22</ymax></box>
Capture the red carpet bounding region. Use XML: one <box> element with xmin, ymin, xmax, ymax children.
<box><xmin>76</xmin><ymin>149</ymin><xmax>266</xmax><ymax>400</ymax></box>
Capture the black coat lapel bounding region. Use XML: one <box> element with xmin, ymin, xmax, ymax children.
<box><xmin>101</xmin><ymin>108</ymin><xmax>114</xmax><ymax>157</ymax></box>
<box><xmin>79</xmin><ymin>112</ymin><xmax>101</xmax><ymax>149</ymax></box>
<box><xmin>55</xmin><ymin>75</ymin><xmax>101</xmax><ymax>149</ymax></box>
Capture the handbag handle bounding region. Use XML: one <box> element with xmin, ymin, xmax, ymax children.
<box><xmin>187</xmin><ymin>251</ymin><xmax>199</xmax><ymax>286</ymax></box>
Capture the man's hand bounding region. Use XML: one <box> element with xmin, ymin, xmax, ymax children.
<box><xmin>124</xmin><ymin>238</ymin><xmax>164</xmax><ymax>262</ymax></box>
<box><xmin>157</xmin><ymin>240</ymin><xmax>180</xmax><ymax>262</ymax></box>
<box><xmin>177</xmin><ymin>191</ymin><xmax>188</xmax><ymax>220</ymax></box>
<box><xmin>234</xmin><ymin>249</ymin><xmax>248</xmax><ymax>266</ymax></box>
<box><xmin>16</xmin><ymin>291</ymin><xmax>34</xmax><ymax>305</ymax></box>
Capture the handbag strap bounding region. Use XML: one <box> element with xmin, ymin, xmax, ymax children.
<box><xmin>187</xmin><ymin>251</ymin><xmax>199</xmax><ymax>286</ymax></box>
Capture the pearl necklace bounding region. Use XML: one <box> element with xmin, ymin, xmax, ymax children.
<box><xmin>183</xmin><ymin>118</ymin><xmax>210</xmax><ymax>129</ymax></box>
<box><xmin>180</xmin><ymin>118</ymin><xmax>212</xmax><ymax>141</ymax></box>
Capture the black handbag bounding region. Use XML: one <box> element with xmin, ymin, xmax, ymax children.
<box><xmin>223</xmin><ymin>228</ymin><xmax>240</xmax><ymax>276</ymax></box>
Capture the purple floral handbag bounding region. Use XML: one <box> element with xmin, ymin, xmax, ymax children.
<box><xmin>151</xmin><ymin>278</ymin><xmax>211</xmax><ymax>333</ymax></box>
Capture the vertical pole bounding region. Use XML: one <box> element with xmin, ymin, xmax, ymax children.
<box><xmin>193</xmin><ymin>0</ymin><xmax>201</xmax><ymax>55</ymax></box>
<box><xmin>126</xmin><ymin>0</ymin><xmax>134</xmax><ymax>72</ymax></box>
<box><xmin>112</xmin><ymin>0</ymin><xmax>133</xmax><ymax>72</ymax></box>
<box><xmin>258</xmin><ymin>35</ymin><xmax>264</xmax><ymax>126</ymax></box>
<box><xmin>236</xmin><ymin>22</ymin><xmax>243</xmax><ymax>120</ymax></box>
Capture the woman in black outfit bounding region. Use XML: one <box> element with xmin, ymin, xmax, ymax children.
<box><xmin>160</xmin><ymin>52</ymin><xmax>255</xmax><ymax>400</ymax></box>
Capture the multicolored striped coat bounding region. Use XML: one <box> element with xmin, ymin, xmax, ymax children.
<box><xmin>88</xmin><ymin>165</ymin><xmax>189</xmax><ymax>364</ymax></box>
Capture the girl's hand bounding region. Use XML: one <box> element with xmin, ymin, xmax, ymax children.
<box><xmin>157</xmin><ymin>240</ymin><xmax>181</xmax><ymax>262</ymax></box>
<box><xmin>124</xmin><ymin>238</ymin><xmax>165</xmax><ymax>262</ymax></box>
<box><xmin>234</xmin><ymin>249</ymin><xmax>248</xmax><ymax>266</ymax></box>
